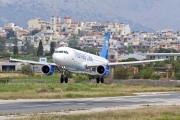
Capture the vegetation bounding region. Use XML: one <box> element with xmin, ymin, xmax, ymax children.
<box><xmin>0</xmin><ymin>77</ymin><xmax>180</xmax><ymax>100</ymax></box>
<box><xmin>0</xmin><ymin>37</ymin><xmax>6</xmax><ymax>51</ymax></box>
<box><xmin>37</xmin><ymin>40</ymin><xmax>44</xmax><ymax>56</ymax></box>
<box><xmin>114</xmin><ymin>67</ymin><xmax>131</xmax><ymax>79</ymax></box>
<box><xmin>18</xmin><ymin>106</ymin><xmax>180</xmax><ymax>120</ymax></box>
<box><xmin>22</xmin><ymin>40</ymin><xmax>37</xmax><ymax>55</ymax></box>
<box><xmin>142</xmin><ymin>67</ymin><xmax>154</xmax><ymax>79</ymax></box>
<box><xmin>6</xmin><ymin>30</ymin><xmax>16</xmax><ymax>39</ymax></box>
<box><xmin>13</xmin><ymin>45</ymin><xmax>18</xmax><ymax>54</ymax></box>
<box><xmin>154</xmin><ymin>47</ymin><xmax>178</xmax><ymax>53</ymax></box>
<box><xmin>132</xmin><ymin>67</ymin><xmax>154</xmax><ymax>79</ymax></box>
<box><xmin>68</xmin><ymin>34</ymin><xmax>79</xmax><ymax>48</ymax></box>
<box><xmin>50</xmin><ymin>42</ymin><xmax>55</xmax><ymax>56</ymax></box>
<box><xmin>72</xmin><ymin>74</ymin><xmax>89</xmax><ymax>82</ymax></box>
<box><xmin>138</xmin><ymin>48</ymin><xmax>149</xmax><ymax>53</ymax></box>
<box><xmin>82</xmin><ymin>47</ymin><xmax>99</xmax><ymax>55</ymax></box>
<box><xmin>127</xmin><ymin>46</ymin><xmax>134</xmax><ymax>53</ymax></box>
<box><xmin>174</xmin><ymin>73</ymin><xmax>180</xmax><ymax>80</ymax></box>
<box><xmin>120</xmin><ymin>57</ymin><xmax>139</xmax><ymax>62</ymax></box>
<box><xmin>150</xmin><ymin>73</ymin><xmax>161</xmax><ymax>80</ymax></box>
<box><xmin>30</xmin><ymin>29</ymin><xmax>41</xmax><ymax>36</ymax></box>
<box><xmin>21</xmin><ymin>64</ymin><xmax>35</xmax><ymax>76</ymax></box>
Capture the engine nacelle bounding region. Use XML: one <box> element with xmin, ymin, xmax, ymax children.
<box><xmin>96</xmin><ymin>65</ymin><xmax>110</xmax><ymax>76</ymax></box>
<box><xmin>41</xmin><ymin>65</ymin><xmax>55</xmax><ymax>76</ymax></box>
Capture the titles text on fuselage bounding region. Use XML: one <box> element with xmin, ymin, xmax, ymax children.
<box><xmin>73</xmin><ymin>50</ymin><xmax>93</xmax><ymax>61</ymax></box>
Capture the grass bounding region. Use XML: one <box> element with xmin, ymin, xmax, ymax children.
<box><xmin>0</xmin><ymin>73</ymin><xmax>180</xmax><ymax>99</ymax></box>
<box><xmin>16</xmin><ymin>105</ymin><xmax>180</xmax><ymax>120</ymax></box>
<box><xmin>0</xmin><ymin>82</ymin><xmax>180</xmax><ymax>99</ymax></box>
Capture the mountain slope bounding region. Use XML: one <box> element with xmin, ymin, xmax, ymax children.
<box><xmin>0</xmin><ymin>0</ymin><xmax>180</xmax><ymax>32</ymax></box>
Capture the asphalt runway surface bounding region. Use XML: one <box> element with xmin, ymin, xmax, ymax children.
<box><xmin>0</xmin><ymin>92</ymin><xmax>180</xmax><ymax>115</ymax></box>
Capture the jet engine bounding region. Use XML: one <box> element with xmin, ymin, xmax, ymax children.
<box><xmin>96</xmin><ymin>65</ymin><xmax>110</xmax><ymax>76</ymax></box>
<box><xmin>41</xmin><ymin>65</ymin><xmax>55</xmax><ymax>76</ymax></box>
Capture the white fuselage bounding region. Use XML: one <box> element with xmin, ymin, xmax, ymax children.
<box><xmin>52</xmin><ymin>47</ymin><xmax>109</xmax><ymax>75</ymax></box>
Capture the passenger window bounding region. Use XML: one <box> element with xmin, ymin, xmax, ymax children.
<box><xmin>59</xmin><ymin>51</ymin><xmax>63</xmax><ymax>53</ymax></box>
<box><xmin>55</xmin><ymin>51</ymin><xmax>58</xmax><ymax>53</ymax></box>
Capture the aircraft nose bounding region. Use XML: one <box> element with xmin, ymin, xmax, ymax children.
<box><xmin>52</xmin><ymin>53</ymin><xmax>60</xmax><ymax>64</ymax></box>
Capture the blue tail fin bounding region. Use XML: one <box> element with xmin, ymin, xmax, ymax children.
<box><xmin>100</xmin><ymin>32</ymin><xmax>110</xmax><ymax>59</ymax></box>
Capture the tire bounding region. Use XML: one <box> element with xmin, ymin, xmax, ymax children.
<box><xmin>101</xmin><ymin>78</ymin><xmax>104</xmax><ymax>83</ymax></box>
<box><xmin>60</xmin><ymin>74</ymin><xmax>64</xmax><ymax>83</ymax></box>
<box><xmin>65</xmin><ymin>77</ymin><xmax>68</xmax><ymax>83</ymax></box>
<box><xmin>96</xmin><ymin>78</ymin><xmax>100</xmax><ymax>83</ymax></box>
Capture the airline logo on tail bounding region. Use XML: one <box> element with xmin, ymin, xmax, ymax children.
<box><xmin>100</xmin><ymin>32</ymin><xmax>110</xmax><ymax>59</ymax></box>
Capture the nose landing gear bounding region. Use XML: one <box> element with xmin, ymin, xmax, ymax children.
<box><xmin>60</xmin><ymin>66</ymin><xmax>68</xmax><ymax>83</ymax></box>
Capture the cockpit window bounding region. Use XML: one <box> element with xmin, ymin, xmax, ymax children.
<box><xmin>64</xmin><ymin>51</ymin><xmax>68</xmax><ymax>54</ymax></box>
<box><xmin>54</xmin><ymin>51</ymin><xmax>68</xmax><ymax>54</ymax></box>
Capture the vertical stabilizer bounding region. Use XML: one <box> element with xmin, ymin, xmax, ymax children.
<box><xmin>100</xmin><ymin>32</ymin><xmax>110</xmax><ymax>59</ymax></box>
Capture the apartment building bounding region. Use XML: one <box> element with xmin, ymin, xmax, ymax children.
<box><xmin>28</xmin><ymin>18</ymin><xmax>49</xmax><ymax>31</ymax></box>
<box><xmin>50</xmin><ymin>16</ymin><xmax>83</xmax><ymax>34</ymax></box>
<box><xmin>0</xmin><ymin>27</ymin><xmax>6</xmax><ymax>37</ymax></box>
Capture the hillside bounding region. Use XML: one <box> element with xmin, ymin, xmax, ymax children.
<box><xmin>0</xmin><ymin>0</ymin><xmax>180</xmax><ymax>32</ymax></box>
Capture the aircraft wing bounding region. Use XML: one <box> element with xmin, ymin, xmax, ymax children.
<box><xmin>9</xmin><ymin>58</ymin><xmax>57</xmax><ymax>66</ymax></box>
<box><xmin>87</xmin><ymin>59</ymin><xmax>165</xmax><ymax>68</ymax></box>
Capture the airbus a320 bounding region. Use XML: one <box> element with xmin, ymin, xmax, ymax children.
<box><xmin>10</xmin><ymin>32</ymin><xmax>164</xmax><ymax>83</ymax></box>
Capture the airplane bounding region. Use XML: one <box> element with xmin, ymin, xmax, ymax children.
<box><xmin>9</xmin><ymin>32</ymin><xmax>164</xmax><ymax>83</ymax></box>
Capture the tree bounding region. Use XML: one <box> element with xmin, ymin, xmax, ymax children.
<box><xmin>73</xmin><ymin>47</ymin><xmax>82</xmax><ymax>50</ymax></box>
<box><xmin>22</xmin><ymin>40</ymin><xmax>37</xmax><ymax>55</ymax></box>
<box><xmin>142</xmin><ymin>68</ymin><xmax>153</xmax><ymax>79</ymax></box>
<box><xmin>68</xmin><ymin>34</ymin><xmax>79</xmax><ymax>48</ymax></box>
<box><xmin>13</xmin><ymin>37</ymin><xmax>18</xmax><ymax>55</ymax></box>
<box><xmin>0</xmin><ymin>37</ymin><xmax>6</xmax><ymax>51</ymax></box>
<box><xmin>31</xmin><ymin>30</ymin><xmax>41</xmax><ymax>35</ymax></box>
<box><xmin>21</xmin><ymin>64</ymin><xmax>34</xmax><ymax>76</ymax></box>
<box><xmin>114</xmin><ymin>67</ymin><xmax>131</xmax><ymax>79</ymax></box>
<box><xmin>153</xmin><ymin>61</ymin><xmax>166</xmax><ymax>67</ymax></box>
<box><xmin>6</xmin><ymin>30</ymin><xmax>16</xmax><ymax>39</ymax></box>
<box><xmin>127</xmin><ymin>46</ymin><xmax>134</xmax><ymax>54</ymax></box>
<box><xmin>62</xmin><ymin>27</ymin><xmax>66</xmax><ymax>32</ymax></box>
<box><xmin>50</xmin><ymin>42</ymin><xmax>55</xmax><ymax>56</ymax></box>
<box><xmin>138</xmin><ymin>48</ymin><xmax>149</xmax><ymax>53</ymax></box>
<box><xmin>154</xmin><ymin>48</ymin><xmax>178</xmax><ymax>53</ymax></box>
<box><xmin>68</xmin><ymin>39</ymin><xmax>78</xmax><ymax>48</ymax></box>
<box><xmin>82</xmin><ymin>47</ymin><xmax>99</xmax><ymax>55</ymax></box>
<box><xmin>13</xmin><ymin>46</ymin><xmax>18</xmax><ymax>54</ymax></box>
<box><xmin>133</xmin><ymin>67</ymin><xmax>154</xmax><ymax>79</ymax></box>
<box><xmin>37</xmin><ymin>40</ymin><xmax>43</xmax><ymax>56</ymax></box>
<box><xmin>120</xmin><ymin>58</ymin><xmax>139</xmax><ymax>62</ymax></box>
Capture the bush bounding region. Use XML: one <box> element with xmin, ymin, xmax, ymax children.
<box><xmin>175</xmin><ymin>73</ymin><xmax>180</xmax><ymax>80</ymax></box>
<box><xmin>21</xmin><ymin>64</ymin><xmax>35</xmax><ymax>76</ymax></box>
<box><xmin>151</xmin><ymin>73</ymin><xmax>161</xmax><ymax>80</ymax></box>
<box><xmin>133</xmin><ymin>68</ymin><xmax>154</xmax><ymax>79</ymax></box>
<box><xmin>142</xmin><ymin>68</ymin><xmax>153</xmax><ymax>79</ymax></box>
<box><xmin>72</xmin><ymin>74</ymin><xmax>89</xmax><ymax>82</ymax></box>
<box><xmin>133</xmin><ymin>72</ymin><xmax>142</xmax><ymax>79</ymax></box>
<box><xmin>114</xmin><ymin>67</ymin><xmax>131</xmax><ymax>79</ymax></box>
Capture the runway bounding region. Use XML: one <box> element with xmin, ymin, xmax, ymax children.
<box><xmin>0</xmin><ymin>92</ymin><xmax>180</xmax><ymax>115</ymax></box>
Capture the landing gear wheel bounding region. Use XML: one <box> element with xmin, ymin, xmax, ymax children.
<box><xmin>65</xmin><ymin>77</ymin><xmax>68</xmax><ymax>83</ymax></box>
<box><xmin>60</xmin><ymin>74</ymin><xmax>64</xmax><ymax>83</ymax></box>
<box><xmin>100</xmin><ymin>78</ymin><xmax>104</xmax><ymax>83</ymax></box>
<box><xmin>96</xmin><ymin>78</ymin><xmax>100</xmax><ymax>83</ymax></box>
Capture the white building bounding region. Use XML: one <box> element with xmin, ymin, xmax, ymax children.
<box><xmin>28</xmin><ymin>18</ymin><xmax>49</xmax><ymax>31</ymax></box>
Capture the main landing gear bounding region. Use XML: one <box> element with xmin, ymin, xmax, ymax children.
<box><xmin>96</xmin><ymin>77</ymin><xmax>104</xmax><ymax>83</ymax></box>
<box><xmin>60</xmin><ymin>66</ymin><xmax>68</xmax><ymax>83</ymax></box>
